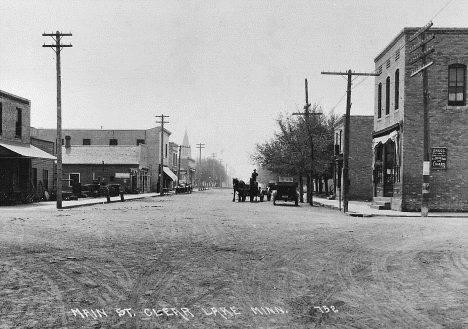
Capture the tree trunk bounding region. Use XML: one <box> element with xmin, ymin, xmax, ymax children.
<box><xmin>299</xmin><ymin>175</ymin><xmax>304</xmax><ymax>203</ymax></box>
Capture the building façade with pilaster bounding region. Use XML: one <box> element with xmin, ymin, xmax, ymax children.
<box><xmin>373</xmin><ymin>27</ymin><xmax>468</xmax><ymax>211</ymax></box>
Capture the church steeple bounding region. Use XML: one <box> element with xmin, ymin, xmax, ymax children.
<box><xmin>181</xmin><ymin>130</ymin><xmax>192</xmax><ymax>158</ymax></box>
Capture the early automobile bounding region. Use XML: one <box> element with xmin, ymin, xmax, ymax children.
<box><xmin>272</xmin><ymin>181</ymin><xmax>299</xmax><ymax>206</ymax></box>
<box><xmin>175</xmin><ymin>180</ymin><xmax>193</xmax><ymax>194</ymax></box>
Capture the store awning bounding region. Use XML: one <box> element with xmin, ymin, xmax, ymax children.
<box><xmin>372</xmin><ymin>130</ymin><xmax>399</xmax><ymax>148</ymax></box>
<box><xmin>0</xmin><ymin>142</ymin><xmax>56</xmax><ymax>160</ymax></box>
<box><xmin>163</xmin><ymin>167</ymin><xmax>178</xmax><ymax>182</ymax></box>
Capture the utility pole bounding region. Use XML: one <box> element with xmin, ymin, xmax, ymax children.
<box><xmin>42</xmin><ymin>31</ymin><xmax>72</xmax><ymax>210</ymax></box>
<box><xmin>409</xmin><ymin>22</ymin><xmax>435</xmax><ymax>217</ymax></box>
<box><xmin>196</xmin><ymin>143</ymin><xmax>205</xmax><ymax>190</ymax></box>
<box><xmin>156</xmin><ymin>115</ymin><xmax>169</xmax><ymax>196</ymax></box>
<box><xmin>293</xmin><ymin>79</ymin><xmax>321</xmax><ymax>206</ymax></box>
<box><xmin>322</xmin><ymin>70</ymin><xmax>379</xmax><ymax>213</ymax></box>
<box><xmin>211</xmin><ymin>153</ymin><xmax>216</xmax><ymax>188</ymax></box>
<box><xmin>218</xmin><ymin>159</ymin><xmax>223</xmax><ymax>187</ymax></box>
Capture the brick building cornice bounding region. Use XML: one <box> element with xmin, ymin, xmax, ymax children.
<box><xmin>375</xmin><ymin>27</ymin><xmax>468</xmax><ymax>63</ymax></box>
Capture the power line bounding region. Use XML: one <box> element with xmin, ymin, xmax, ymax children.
<box><xmin>430</xmin><ymin>0</ymin><xmax>454</xmax><ymax>21</ymax></box>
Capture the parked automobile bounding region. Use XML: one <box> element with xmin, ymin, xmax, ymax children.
<box><xmin>82</xmin><ymin>183</ymin><xmax>101</xmax><ymax>197</ymax></box>
<box><xmin>175</xmin><ymin>182</ymin><xmax>193</xmax><ymax>194</ymax></box>
<box><xmin>272</xmin><ymin>181</ymin><xmax>299</xmax><ymax>206</ymax></box>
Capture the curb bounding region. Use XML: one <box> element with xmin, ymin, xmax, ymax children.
<box><xmin>314</xmin><ymin>201</ymin><xmax>468</xmax><ymax>218</ymax></box>
<box><xmin>313</xmin><ymin>202</ymin><xmax>372</xmax><ymax>217</ymax></box>
<box><xmin>59</xmin><ymin>193</ymin><xmax>164</xmax><ymax>209</ymax></box>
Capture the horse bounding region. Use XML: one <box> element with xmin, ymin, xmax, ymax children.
<box><xmin>232</xmin><ymin>178</ymin><xmax>248</xmax><ymax>202</ymax></box>
<box><xmin>249</xmin><ymin>177</ymin><xmax>259</xmax><ymax>202</ymax></box>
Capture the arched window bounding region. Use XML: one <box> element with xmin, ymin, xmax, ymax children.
<box><xmin>385</xmin><ymin>76</ymin><xmax>390</xmax><ymax>115</ymax></box>
<box><xmin>394</xmin><ymin>69</ymin><xmax>400</xmax><ymax>110</ymax></box>
<box><xmin>448</xmin><ymin>64</ymin><xmax>466</xmax><ymax>106</ymax></box>
<box><xmin>378</xmin><ymin>83</ymin><xmax>382</xmax><ymax>119</ymax></box>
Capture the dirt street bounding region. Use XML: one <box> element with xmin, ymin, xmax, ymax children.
<box><xmin>1</xmin><ymin>189</ymin><xmax>468</xmax><ymax>328</ymax></box>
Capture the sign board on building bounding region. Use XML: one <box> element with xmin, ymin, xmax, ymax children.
<box><xmin>115</xmin><ymin>173</ymin><xmax>131</xmax><ymax>178</ymax></box>
<box><xmin>278</xmin><ymin>177</ymin><xmax>294</xmax><ymax>182</ymax></box>
<box><xmin>431</xmin><ymin>147</ymin><xmax>447</xmax><ymax>169</ymax></box>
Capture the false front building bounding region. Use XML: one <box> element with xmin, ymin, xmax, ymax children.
<box><xmin>373</xmin><ymin>27</ymin><xmax>468</xmax><ymax>211</ymax></box>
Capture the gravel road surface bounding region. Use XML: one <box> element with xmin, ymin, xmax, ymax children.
<box><xmin>1</xmin><ymin>189</ymin><xmax>468</xmax><ymax>328</ymax></box>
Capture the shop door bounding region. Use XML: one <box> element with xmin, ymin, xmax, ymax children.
<box><xmin>374</xmin><ymin>144</ymin><xmax>384</xmax><ymax>197</ymax></box>
<box><xmin>383</xmin><ymin>142</ymin><xmax>395</xmax><ymax>197</ymax></box>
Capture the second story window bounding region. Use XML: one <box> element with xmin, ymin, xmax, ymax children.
<box><xmin>378</xmin><ymin>83</ymin><xmax>382</xmax><ymax>119</ymax></box>
<box><xmin>385</xmin><ymin>76</ymin><xmax>390</xmax><ymax>115</ymax></box>
<box><xmin>448</xmin><ymin>64</ymin><xmax>466</xmax><ymax>106</ymax></box>
<box><xmin>15</xmin><ymin>108</ymin><xmax>22</xmax><ymax>138</ymax></box>
<box><xmin>83</xmin><ymin>139</ymin><xmax>91</xmax><ymax>145</ymax></box>
<box><xmin>109</xmin><ymin>139</ymin><xmax>118</xmax><ymax>146</ymax></box>
<box><xmin>339</xmin><ymin>130</ymin><xmax>342</xmax><ymax>152</ymax></box>
<box><xmin>165</xmin><ymin>144</ymin><xmax>168</xmax><ymax>158</ymax></box>
<box><xmin>394</xmin><ymin>69</ymin><xmax>400</xmax><ymax>110</ymax></box>
<box><xmin>137</xmin><ymin>139</ymin><xmax>145</xmax><ymax>145</ymax></box>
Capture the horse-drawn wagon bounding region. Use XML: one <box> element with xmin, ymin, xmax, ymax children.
<box><xmin>232</xmin><ymin>178</ymin><xmax>265</xmax><ymax>202</ymax></box>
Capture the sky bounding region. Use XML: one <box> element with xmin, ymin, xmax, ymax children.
<box><xmin>0</xmin><ymin>0</ymin><xmax>466</xmax><ymax>181</ymax></box>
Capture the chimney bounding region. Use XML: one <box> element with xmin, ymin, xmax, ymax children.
<box><xmin>65</xmin><ymin>135</ymin><xmax>71</xmax><ymax>148</ymax></box>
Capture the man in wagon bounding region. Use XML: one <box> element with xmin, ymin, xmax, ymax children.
<box><xmin>250</xmin><ymin>169</ymin><xmax>259</xmax><ymax>202</ymax></box>
<box><xmin>251</xmin><ymin>169</ymin><xmax>258</xmax><ymax>182</ymax></box>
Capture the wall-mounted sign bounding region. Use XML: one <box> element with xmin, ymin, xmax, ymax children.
<box><xmin>115</xmin><ymin>173</ymin><xmax>131</xmax><ymax>178</ymax></box>
<box><xmin>431</xmin><ymin>147</ymin><xmax>447</xmax><ymax>169</ymax></box>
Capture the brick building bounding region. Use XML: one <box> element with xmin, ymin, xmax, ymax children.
<box><xmin>334</xmin><ymin>115</ymin><xmax>374</xmax><ymax>201</ymax></box>
<box><xmin>0</xmin><ymin>90</ymin><xmax>55</xmax><ymax>203</ymax></box>
<box><xmin>373</xmin><ymin>27</ymin><xmax>468</xmax><ymax>211</ymax></box>
<box><xmin>30</xmin><ymin>126</ymin><xmax>176</xmax><ymax>192</ymax></box>
<box><xmin>61</xmin><ymin>138</ymin><xmax>150</xmax><ymax>193</ymax></box>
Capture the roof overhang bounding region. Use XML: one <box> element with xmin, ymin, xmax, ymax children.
<box><xmin>0</xmin><ymin>141</ymin><xmax>56</xmax><ymax>160</ymax></box>
<box><xmin>163</xmin><ymin>167</ymin><xmax>178</xmax><ymax>182</ymax></box>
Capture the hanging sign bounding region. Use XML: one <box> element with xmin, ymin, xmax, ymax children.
<box><xmin>431</xmin><ymin>147</ymin><xmax>447</xmax><ymax>169</ymax></box>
